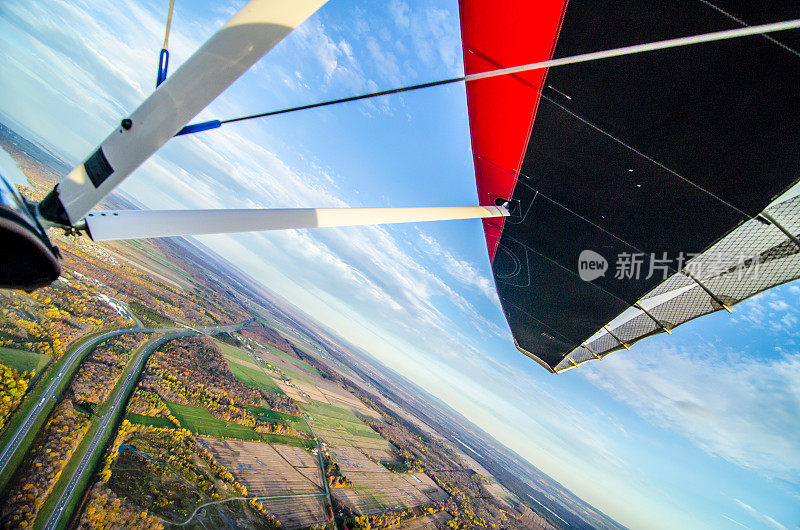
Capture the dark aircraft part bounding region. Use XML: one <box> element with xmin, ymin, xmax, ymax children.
<box><xmin>461</xmin><ymin>0</ymin><xmax>800</xmax><ymax>371</ymax></box>
<box><xmin>0</xmin><ymin>174</ymin><xmax>60</xmax><ymax>290</ymax></box>
<box><xmin>38</xmin><ymin>186</ymin><xmax>71</xmax><ymax>226</ymax></box>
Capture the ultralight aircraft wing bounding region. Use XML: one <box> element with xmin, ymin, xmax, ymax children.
<box><xmin>460</xmin><ymin>0</ymin><xmax>800</xmax><ymax>372</ymax></box>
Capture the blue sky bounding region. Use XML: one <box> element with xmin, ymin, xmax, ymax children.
<box><xmin>1</xmin><ymin>1</ymin><xmax>799</xmax><ymax>528</ymax></box>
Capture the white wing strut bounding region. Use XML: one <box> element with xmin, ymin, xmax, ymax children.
<box><xmin>84</xmin><ymin>206</ymin><xmax>510</xmax><ymax>241</ymax></box>
<box><xmin>40</xmin><ymin>0</ymin><xmax>327</xmax><ymax>226</ymax></box>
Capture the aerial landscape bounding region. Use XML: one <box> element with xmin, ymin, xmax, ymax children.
<box><xmin>1</xmin><ymin>1</ymin><xmax>800</xmax><ymax>529</ymax></box>
<box><xmin>0</xmin><ymin>123</ymin><xmax>623</xmax><ymax>528</ymax></box>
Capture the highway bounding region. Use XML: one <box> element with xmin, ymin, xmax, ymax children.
<box><xmin>0</xmin><ymin>319</ymin><xmax>249</xmax><ymax>481</ymax></box>
<box><xmin>41</xmin><ymin>321</ymin><xmax>249</xmax><ymax>530</ymax></box>
<box><xmin>41</xmin><ymin>332</ymin><xmax>186</xmax><ymax>530</ymax></box>
<box><xmin>0</xmin><ymin>327</ymin><xmax>139</xmax><ymax>478</ymax></box>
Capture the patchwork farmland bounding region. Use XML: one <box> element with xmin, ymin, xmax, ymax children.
<box><xmin>217</xmin><ymin>341</ymin><xmax>285</xmax><ymax>394</ymax></box>
<box><xmin>139</xmin><ymin>335</ymin><xmax>450</xmax><ymax>527</ymax></box>
<box><xmin>300</xmin><ymin>392</ymin><xmax>449</xmax><ymax>517</ymax></box>
<box><xmin>165</xmin><ymin>401</ymin><xmax>313</xmax><ymax>447</ymax></box>
<box><xmin>329</xmin><ymin>444</ymin><xmax>448</xmax><ymax>516</ymax></box>
<box><xmin>199</xmin><ymin>437</ymin><xmax>329</xmax><ymax>529</ymax></box>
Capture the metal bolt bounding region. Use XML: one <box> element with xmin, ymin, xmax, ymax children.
<box><xmin>120</xmin><ymin>118</ymin><xmax>132</xmax><ymax>130</ymax></box>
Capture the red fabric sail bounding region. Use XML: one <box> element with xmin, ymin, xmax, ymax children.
<box><xmin>458</xmin><ymin>0</ymin><xmax>568</xmax><ymax>262</ymax></box>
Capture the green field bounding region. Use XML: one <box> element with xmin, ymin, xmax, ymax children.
<box><xmin>258</xmin><ymin>433</ymin><xmax>314</xmax><ymax>447</ymax></box>
<box><xmin>0</xmin><ymin>347</ymin><xmax>50</xmax><ymax>373</ymax></box>
<box><xmin>303</xmin><ymin>401</ymin><xmax>358</xmax><ymax>421</ymax></box>
<box><xmin>260</xmin><ymin>343</ymin><xmax>320</xmax><ymax>376</ymax></box>
<box><xmin>302</xmin><ymin>402</ymin><xmax>383</xmax><ymax>439</ymax></box>
<box><xmin>165</xmin><ymin>401</ymin><xmax>261</xmax><ymax>441</ymax></box>
<box><xmin>229</xmin><ymin>362</ymin><xmax>284</xmax><ymax>394</ymax></box>
<box><xmin>216</xmin><ymin>341</ymin><xmax>252</xmax><ymax>363</ymax></box>
<box><xmin>165</xmin><ymin>402</ymin><xmax>312</xmax><ymax>447</ymax></box>
<box><xmin>245</xmin><ymin>405</ymin><xmax>311</xmax><ymax>434</ymax></box>
<box><xmin>124</xmin><ymin>413</ymin><xmax>175</xmax><ymax>429</ymax></box>
<box><xmin>216</xmin><ymin>342</ymin><xmax>284</xmax><ymax>395</ymax></box>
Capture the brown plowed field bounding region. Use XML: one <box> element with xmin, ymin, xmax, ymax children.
<box><xmin>326</xmin><ymin>444</ymin><xmax>448</xmax><ymax>515</ymax></box>
<box><xmin>199</xmin><ymin>437</ymin><xmax>328</xmax><ymax>529</ymax></box>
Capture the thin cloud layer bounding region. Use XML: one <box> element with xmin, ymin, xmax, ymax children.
<box><xmin>582</xmin><ymin>304</ymin><xmax>800</xmax><ymax>483</ymax></box>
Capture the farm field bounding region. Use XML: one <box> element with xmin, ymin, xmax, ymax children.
<box><xmin>251</xmin><ymin>343</ymin><xmax>320</xmax><ymax>386</ymax></box>
<box><xmin>228</xmin><ymin>357</ymin><xmax>285</xmax><ymax>394</ymax></box>
<box><xmin>259</xmin><ymin>495</ymin><xmax>329</xmax><ymax>530</ymax></box>
<box><xmin>123</xmin><ymin>412</ymin><xmax>174</xmax><ymax>429</ymax></box>
<box><xmin>394</xmin><ymin>511</ymin><xmax>453</xmax><ymax>529</ymax></box>
<box><xmin>331</xmin><ymin>468</ymin><xmax>447</xmax><ymax>515</ymax></box>
<box><xmin>315</xmin><ymin>381</ymin><xmax>382</xmax><ymax>420</ymax></box>
<box><xmin>297</xmin><ymin>390</ymin><xmax>448</xmax><ymax>518</ymax></box>
<box><xmin>199</xmin><ymin>437</ymin><xmax>328</xmax><ymax>529</ymax></box>
<box><xmin>217</xmin><ymin>341</ymin><xmax>285</xmax><ymax>394</ymax></box>
<box><xmin>263</xmin><ymin>343</ymin><xmax>320</xmax><ymax>376</ymax></box>
<box><xmin>0</xmin><ymin>346</ymin><xmax>50</xmax><ymax>373</ymax></box>
<box><xmin>165</xmin><ymin>401</ymin><xmax>312</xmax><ymax>447</ymax></box>
<box><xmin>245</xmin><ymin>404</ymin><xmax>311</xmax><ymax>434</ymax></box>
<box><xmin>303</xmin><ymin>401</ymin><xmax>383</xmax><ymax>440</ymax></box>
<box><xmin>328</xmin><ymin>444</ymin><xmax>448</xmax><ymax>516</ymax></box>
<box><xmin>321</xmin><ymin>430</ymin><xmax>394</xmax><ymax>451</ymax></box>
<box><xmin>276</xmin><ymin>378</ymin><xmax>320</xmax><ymax>403</ymax></box>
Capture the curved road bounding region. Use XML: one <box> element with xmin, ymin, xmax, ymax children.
<box><xmin>0</xmin><ymin>327</ymin><xmax>139</xmax><ymax>477</ymax></box>
<box><xmin>0</xmin><ymin>320</ymin><xmax>249</xmax><ymax>480</ymax></box>
<box><xmin>41</xmin><ymin>321</ymin><xmax>249</xmax><ymax>530</ymax></box>
<box><xmin>41</xmin><ymin>332</ymin><xmax>187</xmax><ymax>530</ymax></box>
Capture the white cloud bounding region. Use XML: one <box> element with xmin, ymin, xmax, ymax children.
<box><xmin>732</xmin><ymin>290</ymin><xmax>800</xmax><ymax>335</ymax></box>
<box><xmin>769</xmin><ymin>300</ymin><xmax>790</xmax><ymax>312</ymax></box>
<box><xmin>291</xmin><ymin>16</ymin><xmax>367</xmax><ymax>90</ymax></box>
<box><xmin>418</xmin><ymin>230</ymin><xmax>497</xmax><ymax>300</ymax></box>
<box><xmin>389</xmin><ymin>0</ymin><xmax>410</xmax><ymax>30</ymax></box>
<box><xmin>405</xmin><ymin>5</ymin><xmax>461</xmax><ymax>71</ymax></box>
<box><xmin>581</xmin><ymin>339</ymin><xmax>800</xmax><ymax>483</ymax></box>
<box><xmin>365</xmin><ymin>37</ymin><xmax>402</xmax><ymax>85</ymax></box>
<box><xmin>734</xmin><ymin>499</ymin><xmax>787</xmax><ymax>530</ymax></box>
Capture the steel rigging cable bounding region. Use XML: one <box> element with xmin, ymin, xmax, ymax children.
<box><xmin>173</xmin><ymin>17</ymin><xmax>800</xmax><ymax>136</ymax></box>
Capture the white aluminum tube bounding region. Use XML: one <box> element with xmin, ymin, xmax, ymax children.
<box><xmin>55</xmin><ymin>0</ymin><xmax>328</xmax><ymax>224</ymax></box>
<box><xmin>85</xmin><ymin>206</ymin><xmax>509</xmax><ymax>241</ymax></box>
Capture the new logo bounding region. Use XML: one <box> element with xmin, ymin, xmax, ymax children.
<box><xmin>578</xmin><ymin>250</ymin><xmax>608</xmax><ymax>282</ymax></box>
